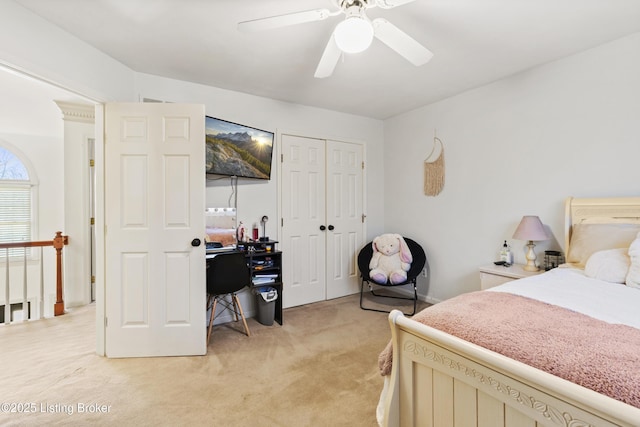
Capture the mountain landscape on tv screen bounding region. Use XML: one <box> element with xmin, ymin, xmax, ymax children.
<box><xmin>206</xmin><ymin>131</ymin><xmax>272</xmax><ymax>179</ymax></box>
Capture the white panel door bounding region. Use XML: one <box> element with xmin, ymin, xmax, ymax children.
<box><xmin>281</xmin><ymin>135</ymin><xmax>326</xmax><ymax>307</ymax></box>
<box><xmin>104</xmin><ymin>102</ymin><xmax>206</xmax><ymax>358</ymax></box>
<box><xmin>325</xmin><ymin>140</ymin><xmax>363</xmax><ymax>299</ymax></box>
<box><xmin>281</xmin><ymin>135</ymin><xmax>364</xmax><ymax>308</ymax></box>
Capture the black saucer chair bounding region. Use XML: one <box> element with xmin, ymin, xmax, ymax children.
<box><xmin>358</xmin><ymin>237</ymin><xmax>426</xmax><ymax>316</ymax></box>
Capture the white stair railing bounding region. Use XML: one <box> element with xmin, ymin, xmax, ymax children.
<box><xmin>0</xmin><ymin>232</ymin><xmax>68</xmax><ymax>324</ymax></box>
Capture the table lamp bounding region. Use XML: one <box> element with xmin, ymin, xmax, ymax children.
<box><xmin>512</xmin><ymin>215</ymin><xmax>548</xmax><ymax>271</ymax></box>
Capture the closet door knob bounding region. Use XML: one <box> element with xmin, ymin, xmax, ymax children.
<box><xmin>191</xmin><ymin>238</ymin><xmax>201</xmax><ymax>247</ymax></box>
<box><xmin>319</xmin><ymin>225</ymin><xmax>326</xmax><ymax>231</ymax></box>
<box><xmin>328</xmin><ymin>225</ymin><xmax>335</xmax><ymax>231</ymax></box>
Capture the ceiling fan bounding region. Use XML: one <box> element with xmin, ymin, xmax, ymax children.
<box><xmin>237</xmin><ymin>0</ymin><xmax>433</xmax><ymax>78</ymax></box>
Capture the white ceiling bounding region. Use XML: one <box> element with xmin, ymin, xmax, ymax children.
<box><xmin>12</xmin><ymin>0</ymin><xmax>640</xmax><ymax>120</ymax></box>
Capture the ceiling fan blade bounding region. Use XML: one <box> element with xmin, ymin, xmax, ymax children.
<box><xmin>314</xmin><ymin>34</ymin><xmax>342</xmax><ymax>78</ymax></box>
<box><xmin>372</xmin><ymin>18</ymin><xmax>433</xmax><ymax>66</ymax></box>
<box><xmin>238</xmin><ymin>8</ymin><xmax>331</xmax><ymax>32</ymax></box>
<box><xmin>375</xmin><ymin>0</ymin><xmax>417</xmax><ymax>9</ymax></box>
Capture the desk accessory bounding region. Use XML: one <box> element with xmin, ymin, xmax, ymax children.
<box><xmin>259</xmin><ymin>215</ymin><xmax>269</xmax><ymax>241</ymax></box>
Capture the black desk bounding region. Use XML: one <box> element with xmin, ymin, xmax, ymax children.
<box><xmin>206</xmin><ymin>242</ymin><xmax>283</xmax><ymax>325</ymax></box>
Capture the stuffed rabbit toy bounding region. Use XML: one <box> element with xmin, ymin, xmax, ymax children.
<box><xmin>369</xmin><ymin>233</ymin><xmax>413</xmax><ymax>284</ymax></box>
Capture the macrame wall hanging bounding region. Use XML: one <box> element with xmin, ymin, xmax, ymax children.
<box><xmin>423</xmin><ymin>134</ymin><xmax>445</xmax><ymax>196</ymax></box>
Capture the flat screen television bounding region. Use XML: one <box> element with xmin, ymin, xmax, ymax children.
<box><xmin>205</xmin><ymin>116</ymin><xmax>274</xmax><ymax>180</ymax></box>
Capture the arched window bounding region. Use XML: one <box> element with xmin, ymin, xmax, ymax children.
<box><xmin>0</xmin><ymin>143</ymin><xmax>35</xmax><ymax>257</ymax></box>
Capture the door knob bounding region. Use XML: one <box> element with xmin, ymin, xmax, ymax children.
<box><xmin>191</xmin><ymin>238</ymin><xmax>201</xmax><ymax>247</ymax></box>
<box><xmin>319</xmin><ymin>225</ymin><xmax>326</xmax><ymax>231</ymax></box>
<box><xmin>328</xmin><ymin>225</ymin><xmax>335</xmax><ymax>231</ymax></box>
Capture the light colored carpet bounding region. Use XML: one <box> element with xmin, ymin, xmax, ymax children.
<box><xmin>0</xmin><ymin>292</ymin><xmax>428</xmax><ymax>427</ymax></box>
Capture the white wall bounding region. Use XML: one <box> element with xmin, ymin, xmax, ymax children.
<box><xmin>0</xmin><ymin>134</ymin><xmax>63</xmax><ymax>242</ymax></box>
<box><xmin>0</xmin><ymin>133</ymin><xmax>63</xmax><ymax>317</ymax></box>
<box><xmin>134</xmin><ymin>73</ymin><xmax>384</xmax><ymax>242</ymax></box>
<box><xmin>0</xmin><ymin>0</ymin><xmax>385</xmax><ymax>324</ymax></box>
<box><xmin>1</xmin><ymin>1</ymin><xmax>137</xmax><ymax>319</ymax></box>
<box><xmin>59</xmin><ymin>110</ymin><xmax>95</xmax><ymax>308</ymax></box>
<box><xmin>134</xmin><ymin>73</ymin><xmax>385</xmax><ymax>318</ymax></box>
<box><xmin>383</xmin><ymin>32</ymin><xmax>640</xmax><ymax>303</ymax></box>
<box><xmin>0</xmin><ymin>1</ymin><xmax>134</xmax><ymax>102</ymax></box>
<box><xmin>16</xmin><ymin>0</ymin><xmax>638</xmax><ymax>315</ymax></box>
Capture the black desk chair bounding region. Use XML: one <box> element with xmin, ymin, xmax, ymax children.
<box><xmin>358</xmin><ymin>237</ymin><xmax>426</xmax><ymax>316</ymax></box>
<box><xmin>206</xmin><ymin>251</ymin><xmax>251</xmax><ymax>344</ymax></box>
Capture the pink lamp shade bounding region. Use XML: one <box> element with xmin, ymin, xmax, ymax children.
<box><xmin>512</xmin><ymin>216</ymin><xmax>548</xmax><ymax>242</ymax></box>
<box><xmin>512</xmin><ymin>215</ymin><xmax>548</xmax><ymax>271</ymax></box>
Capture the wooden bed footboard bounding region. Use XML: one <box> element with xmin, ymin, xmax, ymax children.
<box><xmin>382</xmin><ymin>310</ymin><xmax>640</xmax><ymax>427</ymax></box>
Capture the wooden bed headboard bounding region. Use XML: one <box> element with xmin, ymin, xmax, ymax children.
<box><xmin>564</xmin><ymin>196</ymin><xmax>640</xmax><ymax>254</ymax></box>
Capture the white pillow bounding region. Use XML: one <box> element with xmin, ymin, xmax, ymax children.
<box><xmin>584</xmin><ymin>248</ymin><xmax>630</xmax><ymax>284</ymax></box>
<box><xmin>567</xmin><ymin>223</ymin><xmax>640</xmax><ymax>267</ymax></box>
<box><xmin>625</xmin><ymin>232</ymin><xmax>640</xmax><ymax>289</ymax></box>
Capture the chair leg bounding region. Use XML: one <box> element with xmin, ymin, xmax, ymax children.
<box><xmin>207</xmin><ymin>298</ymin><xmax>217</xmax><ymax>345</ymax></box>
<box><xmin>232</xmin><ymin>294</ymin><xmax>251</xmax><ymax>337</ymax></box>
<box><xmin>206</xmin><ymin>294</ymin><xmax>212</xmax><ymax>341</ymax></box>
<box><xmin>206</xmin><ymin>294</ymin><xmax>212</xmax><ymax>326</ymax></box>
<box><xmin>230</xmin><ymin>294</ymin><xmax>240</xmax><ymax>322</ymax></box>
<box><xmin>359</xmin><ymin>278</ymin><xmax>418</xmax><ymax>316</ymax></box>
<box><xmin>412</xmin><ymin>283</ymin><xmax>417</xmax><ymax>315</ymax></box>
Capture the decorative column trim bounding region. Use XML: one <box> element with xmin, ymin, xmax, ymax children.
<box><xmin>54</xmin><ymin>100</ymin><xmax>95</xmax><ymax>124</ymax></box>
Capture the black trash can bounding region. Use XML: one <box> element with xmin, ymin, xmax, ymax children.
<box><xmin>254</xmin><ymin>286</ymin><xmax>278</xmax><ymax>326</ymax></box>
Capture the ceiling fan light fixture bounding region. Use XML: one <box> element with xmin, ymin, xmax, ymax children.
<box><xmin>334</xmin><ymin>16</ymin><xmax>374</xmax><ymax>53</ymax></box>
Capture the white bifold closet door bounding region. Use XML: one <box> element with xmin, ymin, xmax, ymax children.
<box><xmin>280</xmin><ymin>134</ymin><xmax>364</xmax><ymax>308</ymax></box>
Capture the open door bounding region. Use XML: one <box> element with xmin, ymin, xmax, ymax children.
<box><xmin>103</xmin><ymin>102</ymin><xmax>206</xmax><ymax>357</ymax></box>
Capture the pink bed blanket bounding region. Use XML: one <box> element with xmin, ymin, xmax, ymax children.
<box><xmin>378</xmin><ymin>291</ymin><xmax>640</xmax><ymax>408</ymax></box>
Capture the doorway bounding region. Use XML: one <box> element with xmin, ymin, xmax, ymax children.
<box><xmin>0</xmin><ymin>66</ymin><xmax>97</xmax><ymax>314</ymax></box>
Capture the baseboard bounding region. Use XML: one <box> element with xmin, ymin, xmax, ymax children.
<box><xmin>421</xmin><ymin>295</ymin><xmax>441</xmax><ymax>305</ymax></box>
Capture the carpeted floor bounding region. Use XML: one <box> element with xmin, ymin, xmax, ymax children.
<box><xmin>0</xmin><ymin>292</ymin><xmax>428</xmax><ymax>427</ymax></box>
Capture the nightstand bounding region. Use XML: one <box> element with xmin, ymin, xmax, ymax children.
<box><xmin>479</xmin><ymin>263</ymin><xmax>544</xmax><ymax>290</ymax></box>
